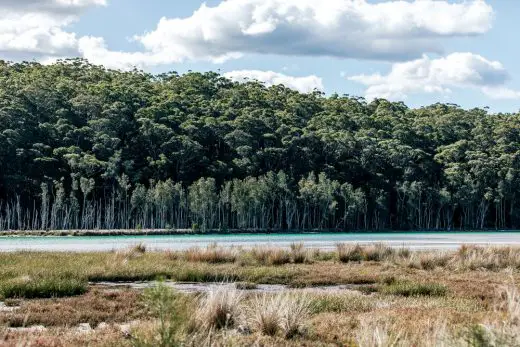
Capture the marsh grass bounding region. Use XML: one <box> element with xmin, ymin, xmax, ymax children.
<box><xmin>336</xmin><ymin>243</ymin><xmax>396</xmax><ymax>263</ymax></box>
<box><xmin>134</xmin><ymin>282</ymin><xmax>193</xmax><ymax>347</ymax></box>
<box><xmin>251</xmin><ymin>247</ymin><xmax>292</xmax><ymax>266</ymax></box>
<box><xmin>381</xmin><ymin>281</ymin><xmax>448</xmax><ymax>297</ymax></box>
<box><xmin>289</xmin><ymin>242</ymin><xmax>310</xmax><ymax>264</ymax></box>
<box><xmin>310</xmin><ymin>293</ymin><xmax>374</xmax><ymax>314</ymax></box>
<box><xmin>184</xmin><ymin>244</ymin><xmax>238</xmax><ymax>264</ymax></box>
<box><xmin>0</xmin><ymin>276</ymin><xmax>87</xmax><ymax>299</ymax></box>
<box><xmin>195</xmin><ymin>284</ymin><xmax>243</xmax><ymax>330</ymax></box>
<box><xmin>247</xmin><ymin>293</ymin><xmax>311</xmax><ymax>338</ymax></box>
<box><xmin>0</xmin><ymin>289</ymin><xmax>145</xmax><ymax>327</ymax></box>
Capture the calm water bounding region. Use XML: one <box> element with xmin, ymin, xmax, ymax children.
<box><xmin>0</xmin><ymin>232</ymin><xmax>520</xmax><ymax>252</ymax></box>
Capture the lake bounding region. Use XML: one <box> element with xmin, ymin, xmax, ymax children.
<box><xmin>0</xmin><ymin>232</ymin><xmax>520</xmax><ymax>252</ymax></box>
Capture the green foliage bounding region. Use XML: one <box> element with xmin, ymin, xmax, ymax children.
<box><xmin>1</xmin><ymin>59</ymin><xmax>520</xmax><ymax>232</ymax></box>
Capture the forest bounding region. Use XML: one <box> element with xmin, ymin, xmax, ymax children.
<box><xmin>0</xmin><ymin>59</ymin><xmax>519</xmax><ymax>232</ymax></box>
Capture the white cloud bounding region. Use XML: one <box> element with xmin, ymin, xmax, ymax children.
<box><xmin>0</xmin><ymin>0</ymin><xmax>495</xmax><ymax>70</ymax></box>
<box><xmin>0</xmin><ymin>0</ymin><xmax>105</xmax><ymax>58</ymax></box>
<box><xmin>481</xmin><ymin>87</ymin><xmax>520</xmax><ymax>100</ymax></box>
<box><xmin>66</xmin><ymin>0</ymin><xmax>493</xmax><ymax>69</ymax></box>
<box><xmin>224</xmin><ymin>70</ymin><xmax>323</xmax><ymax>93</ymax></box>
<box><xmin>348</xmin><ymin>53</ymin><xmax>518</xmax><ymax>100</ymax></box>
<box><xmin>122</xmin><ymin>0</ymin><xmax>492</xmax><ymax>67</ymax></box>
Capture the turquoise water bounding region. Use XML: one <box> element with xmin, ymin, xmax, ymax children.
<box><xmin>0</xmin><ymin>232</ymin><xmax>520</xmax><ymax>252</ymax></box>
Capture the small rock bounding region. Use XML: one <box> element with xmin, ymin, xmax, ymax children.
<box><xmin>117</xmin><ymin>320</ymin><xmax>139</xmax><ymax>337</ymax></box>
<box><xmin>97</xmin><ymin>322</ymin><xmax>109</xmax><ymax>330</ymax></box>
<box><xmin>77</xmin><ymin>323</ymin><xmax>93</xmax><ymax>333</ymax></box>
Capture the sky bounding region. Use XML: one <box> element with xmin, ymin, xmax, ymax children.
<box><xmin>1</xmin><ymin>0</ymin><xmax>519</xmax><ymax>112</ymax></box>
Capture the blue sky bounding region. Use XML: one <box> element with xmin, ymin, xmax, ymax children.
<box><xmin>2</xmin><ymin>0</ymin><xmax>519</xmax><ymax>112</ymax></box>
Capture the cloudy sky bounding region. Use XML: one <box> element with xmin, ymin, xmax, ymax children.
<box><xmin>1</xmin><ymin>0</ymin><xmax>519</xmax><ymax>111</ymax></box>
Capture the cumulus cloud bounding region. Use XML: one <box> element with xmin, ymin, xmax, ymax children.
<box><xmin>348</xmin><ymin>53</ymin><xmax>519</xmax><ymax>100</ymax></box>
<box><xmin>0</xmin><ymin>0</ymin><xmax>495</xmax><ymax>69</ymax></box>
<box><xmin>122</xmin><ymin>0</ymin><xmax>493</xmax><ymax>66</ymax></box>
<box><xmin>224</xmin><ymin>70</ymin><xmax>323</xmax><ymax>93</ymax></box>
<box><xmin>0</xmin><ymin>0</ymin><xmax>105</xmax><ymax>58</ymax></box>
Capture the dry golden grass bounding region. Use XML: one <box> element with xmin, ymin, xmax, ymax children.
<box><xmin>195</xmin><ymin>284</ymin><xmax>243</xmax><ymax>330</ymax></box>
<box><xmin>251</xmin><ymin>247</ymin><xmax>292</xmax><ymax>266</ymax></box>
<box><xmin>183</xmin><ymin>244</ymin><xmax>239</xmax><ymax>264</ymax></box>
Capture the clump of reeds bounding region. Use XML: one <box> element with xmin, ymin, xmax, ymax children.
<box><xmin>246</xmin><ymin>293</ymin><xmax>311</xmax><ymax>338</ymax></box>
<box><xmin>251</xmin><ymin>247</ymin><xmax>291</xmax><ymax>266</ymax></box>
<box><xmin>454</xmin><ymin>245</ymin><xmax>520</xmax><ymax>270</ymax></box>
<box><xmin>336</xmin><ymin>243</ymin><xmax>395</xmax><ymax>263</ymax></box>
<box><xmin>289</xmin><ymin>242</ymin><xmax>310</xmax><ymax>264</ymax></box>
<box><xmin>184</xmin><ymin>244</ymin><xmax>238</xmax><ymax>264</ymax></box>
<box><xmin>405</xmin><ymin>251</ymin><xmax>452</xmax><ymax>270</ymax></box>
<box><xmin>114</xmin><ymin>243</ymin><xmax>147</xmax><ymax>263</ymax></box>
<box><xmin>195</xmin><ymin>284</ymin><xmax>243</xmax><ymax>330</ymax></box>
<box><xmin>337</xmin><ymin>243</ymin><xmax>364</xmax><ymax>262</ymax></box>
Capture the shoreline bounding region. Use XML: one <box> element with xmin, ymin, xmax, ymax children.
<box><xmin>0</xmin><ymin>228</ymin><xmax>518</xmax><ymax>237</ymax></box>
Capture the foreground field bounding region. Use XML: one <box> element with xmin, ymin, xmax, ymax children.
<box><xmin>1</xmin><ymin>244</ymin><xmax>520</xmax><ymax>346</ymax></box>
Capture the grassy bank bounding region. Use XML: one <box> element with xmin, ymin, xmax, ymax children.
<box><xmin>0</xmin><ymin>245</ymin><xmax>519</xmax><ymax>346</ymax></box>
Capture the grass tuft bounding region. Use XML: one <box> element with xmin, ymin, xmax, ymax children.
<box><xmin>195</xmin><ymin>284</ymin><xmax>243</xmax><ymax>330</ymax></box>
<box><xmin>184</xmin><ymin>244</ymin><xmax>237</xmax><ymax>264</ymax></box>
<box><xmin>252</xmin><ymin>247</ymin><xmax>291</xmax><ymax>266</ymax></box>
<box><xmin>247</xmin><ymin>293</ymin><xmax>311</xmax><ymax>338</ymax></box>
<box><xmin>290</xmin><ymin>242</ymin><xmax>310</xmax><ymax>264</ymax></box>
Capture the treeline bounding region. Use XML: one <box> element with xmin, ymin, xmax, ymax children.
<box><xmin>0</xmin><ymin>59</ymin><xmax>519</xmax><ymax>231</ymax></box>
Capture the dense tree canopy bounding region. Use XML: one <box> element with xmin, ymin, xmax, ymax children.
<box><xmin>0</xmin><ymin>59</ymin><xmax>519</xmax><ymax>231</ymax></box>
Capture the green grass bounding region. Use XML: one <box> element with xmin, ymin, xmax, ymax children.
<box><xmin>310</xmin><ymin>294</ymin><xmax>374</xmax><ymax>314</ymax></box>
<box><xmin>380</xmin><ymin>281</ymin><xmax>448</xmax><ymax>297</ymax></box>
<box><xmin>0</xmin><ymin>277</ymin><xmax>87</xmax><ymax>299</ymax></box>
